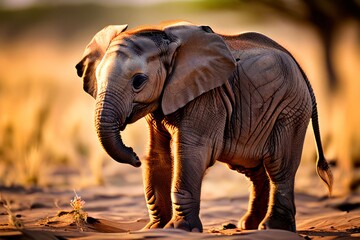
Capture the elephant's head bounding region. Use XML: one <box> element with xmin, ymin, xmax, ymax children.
<box><xmin>75</xmin><ymin>22</ymin><xmax>236</xmax><ymax>167</ymax></box>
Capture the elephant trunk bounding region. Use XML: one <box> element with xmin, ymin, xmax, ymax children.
<box><xmin>95</xmin><ymin>96</ymin><xmax>141</xmax><ymax>168</ymax></box>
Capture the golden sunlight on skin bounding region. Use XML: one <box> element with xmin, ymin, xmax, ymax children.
<box><xmin>0</xmin><ymin>1</ymin><xmax>359</xmax><ymax>239</ymax></box>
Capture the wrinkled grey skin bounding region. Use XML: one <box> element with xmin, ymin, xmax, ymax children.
<box><xmin>76</xmin><ymin>22</ymin><xmax>333</xmax><ymax>232</ymax></box>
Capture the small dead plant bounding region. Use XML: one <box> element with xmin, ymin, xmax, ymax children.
<box><xmin>69</xmin><ymin>190</ymin><xmax>88</xmax><ymax>230</ymax></box>
<box><xmin>0</xmin><ymin>195</ymin><xmax>24</xmax><ymax>229</ymax></box>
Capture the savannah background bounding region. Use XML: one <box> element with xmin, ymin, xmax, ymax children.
<box><xmin>0</xmin><ymin>0</ymin><xmax>359</xmax><ymax>239</ymax></box>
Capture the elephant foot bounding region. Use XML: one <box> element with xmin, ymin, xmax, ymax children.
<box><xmin>142</xmin><ymin>220</ymin><xmax>167</xmax><ymax>230</ymax></box>
<box><xmin>164</xmin><ymin>216</ymin><xmax>203</xmax><ymax>232</ymax></box>
<box><xmin>239</xmin><ymin>212</ymin><xmax>264</xmax><ymax>230</ymax></box>
<box><xmin>258</xmin><ymin>213</ymin><xmax>296</xmax><ymax>232</ymax></box>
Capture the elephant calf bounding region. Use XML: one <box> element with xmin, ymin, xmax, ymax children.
<box><xmin>76</xmin><ymin>21</ymin><xmax>333</xmax><ymax>232</ymax></box>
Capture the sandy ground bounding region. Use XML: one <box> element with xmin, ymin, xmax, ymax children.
<box><xmin>0</xmin><ymin>179</ymin><xmax>359</xmax><ymax>240</ymax></box>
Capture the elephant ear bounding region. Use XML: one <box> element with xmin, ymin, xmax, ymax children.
<box><xmin>161</xmin><ymin>25</ymin><xmax>236</xmax><ymax>115</ymax></box>
<box><xmin>75</xmin><ymin>24</ymin><xmax>128</xmax><ymax>98</ymax></box>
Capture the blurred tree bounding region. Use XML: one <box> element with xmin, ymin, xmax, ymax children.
<box><xmin>238</xmin><ymin>0</ymin><xmax>360</xmax><ymax>92</ymax></box>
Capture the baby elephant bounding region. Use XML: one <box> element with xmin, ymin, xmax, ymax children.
<box><xmin>76</xmin><ymin>21</ymin><xmax>333</xmax><ymax>232</ymax></box>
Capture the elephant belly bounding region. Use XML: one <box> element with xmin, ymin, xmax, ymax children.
<box><xmin>219</xmin><ymin>130</ymin><xmax>272</xmax><ymax>169</ymax></box>
<box><xmin>219</xmin><ymin>94</ymin><xmax>282</xmax><ymax>169</ymax></box>
<box><xmin>220</xmin><ymin>106</ymin><xmax>286</xmax><ymax>168</ymax></box>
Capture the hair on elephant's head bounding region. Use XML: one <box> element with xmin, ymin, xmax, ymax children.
<box><xmin>76</xmin><ymin>22</ymin><xmax>236</xmax><ymax>167</ymax></box>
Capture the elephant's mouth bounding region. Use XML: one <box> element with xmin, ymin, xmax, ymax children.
<box><xmin>120</xmin><ymin>114</ymin><xmax>133</xmax><ymax>131</ymax></box>
<box><xmin>124</xmin><ymin>103</ymin><xmax>153</xmax><ymax>125</ymax></box>
<box><xmin>120</xmin><ymin>109</ymin><xmax>137</xmax><ymax>131</ymax></box>
<box><xmin>119</xmin><ymin>124</ymin><xmax>127</xmax><ymax>131</ymax></box>
<box><xmin>119</xmin><ymin>120</ymin><xmax>128</xmax><ymax>131</ymax></box>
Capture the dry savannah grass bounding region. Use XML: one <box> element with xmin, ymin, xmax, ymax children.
<box><xmin>0</xmin><ymin>1</ymin><xmax>359</xmax><ymax>239</ymax></box>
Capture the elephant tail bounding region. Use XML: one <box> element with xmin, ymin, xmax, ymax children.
<box><xmin>309</xmin><ymin>89</ymin><xmax>333</xmax><ymax>196</ymax></box>
<box><xmin>302</xmin><ymin>70</ymin><xmax>333</xmax><ymax>196</ymax></box>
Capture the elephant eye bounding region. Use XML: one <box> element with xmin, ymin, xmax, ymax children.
<box><xmin>132</xmin><ymin>74</ymin><xmax>148</xmax><ymax>91</ymax></box>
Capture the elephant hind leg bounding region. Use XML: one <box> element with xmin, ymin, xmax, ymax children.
<box><xmin>259</xmin><ymin>171</ymin><xmax>297</xmax><ymax>232</ymax></box>
<box><xmin>238</xmin><ymin>163</ymin><xmax>270</xmax><ymax>230</ymax></box>
<box><xmin>260</xmin><ymin>117</ymin><xmax>308</xmax><ymax>232</ymax></box>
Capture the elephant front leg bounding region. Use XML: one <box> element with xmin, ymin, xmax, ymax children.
<box><xmin>142</xmin><ymin>125</ymin><xmax>172</xmax><ymax>229</ymax></box>
<box><xmin>164</xmin><ymin>143</ymin><xmax>209</xmax><ymax>232</ymax></box>
<box><xmin>142</xmin><ymin>158</ymin><xmax>172</xmax><ymax>229</ymax></box>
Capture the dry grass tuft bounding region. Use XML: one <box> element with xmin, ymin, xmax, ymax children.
<box><xmin>69</xmin><ymin>190</ymin><xmax>88</xmax><ymax>227</ymax></box>
<box><xmin>0</xmin><ymin>195</ymin><xmax>24</xmax><ymax>229</ymax></box>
